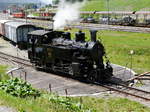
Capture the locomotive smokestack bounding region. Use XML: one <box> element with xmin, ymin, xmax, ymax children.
<box><xmin>90</xmin><ymin>30</ymin><xmax>97</xmax><ymax>42</ymax></box>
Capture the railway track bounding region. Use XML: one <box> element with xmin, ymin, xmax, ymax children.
<box><xmin>29</xmin><ymin>20</ymin><xmax>150</xmax><ymax>33</ymax></box>
<box><xmin>136</xmin><ymin>74</ymin><xmax>150</xmax><ymax>80</ymax></box>
<box><xmin>0</xmin><ymin>51</ymin><xmax>32</xmax><ymax>67</ymax></box>
<box><xmin>128</xmin><ymin>71</ymin><xmax>150</xmax><ymax>81</ymax></box>
<box><xmin>0</xmin><ymin>51</ymin><xmax>150</xmax><ymax>102</ymax></box>
<box><xmin>97</xmin><ymin>82</ymin><xmax>150</xmax><ymax>101</ymax></box>
<box><xmin>69</xmin><ymin>24</ymin><xmax>150</xmax><ymax>33</ymax></box>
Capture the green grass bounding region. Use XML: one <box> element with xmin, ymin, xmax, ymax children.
<box><xmin>0</xmin><ymin>91</ymin><xmax>72</xmax><ymax>112</ymax></box>
<box><xmin>82</xmin><ymin>0</ymin><xmax>150</xmax><ymax>11</ymax></box>
<box><xmin>82</xmin><ymin>0</ymin><xmax>105</xmax><ymax>11</ymax></box>
<box><xmin>82</xmin><ymin>97</ymin><xmax>150</xmax><ymax>112</ymax></box>
<box><xmin>0</xmin><ymin>90</ymin><xmax>150</xmax><ymax>112</ymax></box>
<box><xmin>32</xmin><ymin>13</ymin><xmax>40</xmax><ymax>17</ymax></box>
<box><xmin>0</xmin><ymin>65</ymin><xmax>10</xmax><ymax>81</ymax></box>
<box><xmin>69</xmin><ymin>29</ymin><xmax>150</xmax><ymax>73</ymax></box>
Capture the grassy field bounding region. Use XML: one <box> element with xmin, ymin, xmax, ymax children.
<box><xmin>0</xmin><ymin>65</ymin><xmax>9</xmax><ymax>81</ymax></box>
<box><xmin>82</xmin><ymin>0</ymin><xmax>150</xmax><ymax>11</ymax></box>
<box><xmin>0</xmin><ymin>90</ymin><xmax>150</xmax><ymax>112</ymax></box>
<box><xmin>69</xmin><ymin>29</ymin><xmax>150</xmax><ymax>73</ymax></box>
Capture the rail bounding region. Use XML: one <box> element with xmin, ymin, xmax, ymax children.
<box><xmin>0</xmin><ymin>51</ymin><xmax>32</xmax><ymax>67</ymax></box>
<box><xmin>96</xmin><ymin>82</ymin><xmax>150</xmax><ymax>101</ymax></box>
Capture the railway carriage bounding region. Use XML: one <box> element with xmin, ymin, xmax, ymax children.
<box><xmin>0</xmin><ymin>20</ymin><xmax>37</xmax><ymax>49</ymax></box>
<box><xmin>3</xmin><ymin>21</ymin><xmax>36</xmax><ymax>48</ymax></box>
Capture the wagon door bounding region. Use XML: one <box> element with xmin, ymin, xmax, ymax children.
<box><xmin>22</xmin><ymin>27</ymin><xmax>28</xmax><ymax>42</ymax></box>
<box><xmin>5</xmin><ymin>24</ymin><xmax>16</xmax><ymax>42</ymax></box>
<box><xmin>17</xmin><ymin>27</ymin><xmax>23</xmax><ymax>43</ymax></box>
<box><xmin>22</xmin><ymin>26</ymin><xmax>35</xmax><ymax>42</ymax></box>
<box><xmin>17</xmin><ymin>27</ymin><xmax>27</xmax><ymax>42</ymax></box>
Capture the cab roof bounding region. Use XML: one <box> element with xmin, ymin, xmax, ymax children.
<box><xmin>28</xmin><ymin>30</ymin><xmax>52</xmax><ymax>36</ymax></box>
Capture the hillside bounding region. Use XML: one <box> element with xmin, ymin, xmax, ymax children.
<box><xmin>0</xmin><ymin>0</ymin><xmax>41</xmax><ymax>10</ymax></box>
<box><xmin>0</xmin><ymin>0</ymin><xmax>38</xmax><ymax>3</ymax></box>
<box><xmin>82</xmin><ymin>0</ymin><xmax>150</xmax><ymax>11</ymax></box>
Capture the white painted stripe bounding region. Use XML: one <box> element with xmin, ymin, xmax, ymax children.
<box><xmin>61</xmin><ymin>91</ymin><xmax>112</xmax><ymax>97</ymax></box>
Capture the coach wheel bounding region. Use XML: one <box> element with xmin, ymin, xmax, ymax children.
<box><xmin>69</xmin><ymin>65</ymin><xmax>73</xmax><ymax>76</ymax></box>
<box><xmin>87</xmin><ymin>70</ymin><xmax>97</xmax><ymax>83</ymax></box>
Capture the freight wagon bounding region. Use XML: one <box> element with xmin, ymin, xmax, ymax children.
<box><xmin>0</xmin><ymin>20</ymin><xmax>36</xmax><ymax>49</ymax></box>
<box><xmin>0</xmin><ymin>20</ymin><xmax>12</xmax><ymax>36</ymax></box>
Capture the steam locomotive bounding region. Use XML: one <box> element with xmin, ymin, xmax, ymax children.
<box><xmin>27</xmin><ymin>29</ymin><xmax>113</xmax><ymax>82</ymax></box>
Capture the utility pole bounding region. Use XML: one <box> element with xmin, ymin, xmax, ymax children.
<box><xmin>130</xmin><ymin>50</ymin><xmax>134</xmax><ymax>77</ymax></box>
<box><xmin>106</xmin><ymin>0</ymin><xmax>110</xmax><ymax>25</ymax></box>
<box><xmin>25</xmin><ymin>10</ymin><xmax>27</xmax><ymax>23</ymax></box>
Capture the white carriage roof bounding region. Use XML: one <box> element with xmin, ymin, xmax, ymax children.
<box><xmin>5</xmin><ymin>21</ymin><xmax>35</xmax><ymax>28</ymax></box>
<box><xmin>0</xmin><ymin>20</ymin><xmax>12</xmax><ymax>24</ymax></box>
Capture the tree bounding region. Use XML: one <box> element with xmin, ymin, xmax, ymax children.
<box><xmin>24</xmin><ymin>3</ymin><xmax>37</xmax><ymax>9</ymax></box>
<box><xmin>52</xmin><ymin>0</ymin><xmax>60</xmax><ymax>5</ymax></box>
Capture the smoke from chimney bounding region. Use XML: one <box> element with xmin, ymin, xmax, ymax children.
<box><xmin>53</xmin><ymin>0</ymin><xmax>85</xmax><ymax>30</ymax></box>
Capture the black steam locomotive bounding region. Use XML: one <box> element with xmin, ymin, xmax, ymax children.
<box><xmin>27</xmin><ymin>29</ymin><xmax>113</xmax><ymax>82</ymax></box>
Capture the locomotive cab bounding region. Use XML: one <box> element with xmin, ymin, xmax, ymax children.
<box><xmin>27</xmin><ymin>30</ymin><xmax>64</xmax><ymax>64</ymax></box>
<box><xmin>27</xmin><ymin>30</ymin><xmax>52</xmax><ymax>62</ymax></box>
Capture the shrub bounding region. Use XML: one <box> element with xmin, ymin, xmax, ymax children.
<box><xmin>0</xmin><ymin>78</ymin><xmax>40</xmax><ymax>98</ymax></box>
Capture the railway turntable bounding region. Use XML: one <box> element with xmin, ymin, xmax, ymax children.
<box><xmin>1</xmin><ymin>36</ymin><xmax>150</xmax><ymax>107</ymax></box>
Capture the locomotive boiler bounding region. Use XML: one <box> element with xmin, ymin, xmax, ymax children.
<box><xmin>27</xmin><ymin>29</ymin><xmax>113</xmax><ymax>82</ymax></box>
